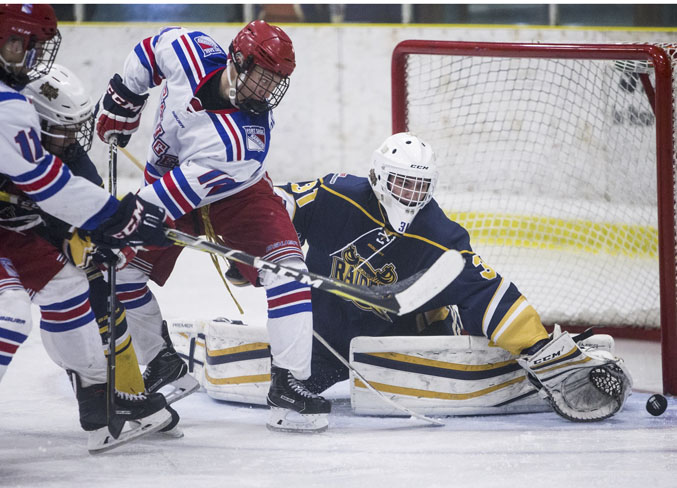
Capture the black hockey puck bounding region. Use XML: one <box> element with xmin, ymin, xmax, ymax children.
<box><xmin>646</xmin><ymin>394</ymin><xmax>668</xmax><ymax>416</ymax></box>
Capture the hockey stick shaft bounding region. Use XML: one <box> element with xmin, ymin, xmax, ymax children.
<box><xmin>106</xmin><ymin>139</ymin><xmax>122</xmax><ymax>438</ymax></box>
<box><xmin>165</xmin><ymin>228</ymin><xmax>464</xmax><ymax>316</ymax></box>
<box><xmin>313</xmin><ymin>331</ymin><xmax>444</xmax><ymax>426</ymax></box>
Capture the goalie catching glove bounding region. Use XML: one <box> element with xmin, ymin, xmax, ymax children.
<box><xmin>95</xmin><ymin>73</ymin><xmax>148</xmax><ymax>147</ymax></box>
<box><xmin>517</xmin><ymin>325</ymin><xmax>632</xmax><ymax>422</ymax></box>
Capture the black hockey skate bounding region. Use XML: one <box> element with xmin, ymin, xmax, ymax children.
<box><xmin>143</xmin><ymin>321</ymin><xmax>200</xmax><ymax>405</ymax></box>
<box><xmin>224</xmin><ymin>261</ymin><xmax>251</xmax><ymax>287</ymax></box>
<box><xmin>266</xmin><ymin>366</ymin><xmax>331</xmax><ymax>433</ymax></box>
<box><xmin>69</xmin><ymin>371</ymin><xmax>172</xmax><ymax>454</ymax></box>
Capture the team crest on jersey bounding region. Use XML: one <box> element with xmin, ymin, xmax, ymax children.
<box><xmin>39</xmin><ymin>81</ymin><xmax>58</xmax><ymax>101</ymax></box>
<box><xmin>331</xmin><ymin>245</ymin><xmax>397</xmax><ymax>321</ymax></box>
<box><xmin>194</xmin><ymin>35</ymin><xmax>224</xmax><ymax>57</ymax></box>
<box><xmin>244</xmin><ymin>125</ymin><xmax>266</xmax><ymax>152</ymax></box>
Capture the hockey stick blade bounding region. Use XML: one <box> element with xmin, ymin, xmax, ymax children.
<box><xmin>165</xmin><ymin>229</ymin><xmax>464</xmax><ymax>316</ymax></box>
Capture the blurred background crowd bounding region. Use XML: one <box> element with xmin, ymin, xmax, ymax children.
<box><xmin>51</xmin><ymin>4</ymin><xmax>677</xmax><ymax>28</ymax></box>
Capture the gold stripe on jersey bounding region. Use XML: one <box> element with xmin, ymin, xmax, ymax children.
<box><xmin>354</xmin><ymin>375</ymin><xmax>526</xmax><ymax>400</ymax></box>
<box><xmin>319</xmin><ymin>179</ymin><xmax>474</xmax><ymax>254</ymax></box>
<box><xmin>489</xmin><ymin>298</ymin><xmax>549</xmax><ymax>355</ymax></box>
<box><xmin>481</xmin><ymin>277</ymin><xmax>511</xmax><ymax>337</ymax></box>
<box><xmin>205</xmin><ymin>372</ymin><xmax>270</xmax><ymax>385</ymax></box>
<box><xmin>445</xmin><ymin>210</ymin><xmax>657</xmax><ymax>258</ymax></box>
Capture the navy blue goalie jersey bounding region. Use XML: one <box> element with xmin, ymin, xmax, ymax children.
<box><xmin>276</xmin><ymin>173</ymin><xmax>548</xmax><ymax>359</ymax></box>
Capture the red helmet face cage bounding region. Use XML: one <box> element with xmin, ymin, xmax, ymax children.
<box><xmin>229</xmin><ymin>20</ymin><xmax>295</xmax><ymax>115</ymax></box>
<box><xmin>0</xmin><ymin>4</ymin><xmax>60</xmax><ymax>87</ymax></box>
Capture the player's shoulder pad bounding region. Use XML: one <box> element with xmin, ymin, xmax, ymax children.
<box><xmin>406</xmin><ymin>199</ymin><xmax>472</xmax><ymax>252</ymax></box>
<box><xmin>0</xmin><ymin>90</ymin><xmax>39</xmax><ymax>128</ymax></box>
<box><xmin>320</xmin><ymin>173</ymin><xmax>371</xmax><ymax>197</ymax></box>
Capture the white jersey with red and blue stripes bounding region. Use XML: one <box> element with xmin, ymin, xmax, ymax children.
<box><xmin>0</xmin><ymin>82</ymin><xmax>117</xmax><ymax>230</ymax></box>
<box><xmin>122</xmin><ymin>27</ymin><xmax>273</xmax><ymax>220</ymax></box>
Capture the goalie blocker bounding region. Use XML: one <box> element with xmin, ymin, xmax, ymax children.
<box><xmin>167</xmin><ymin>318</ymin><xmax>631</xmax><ymax>420</ymax></box>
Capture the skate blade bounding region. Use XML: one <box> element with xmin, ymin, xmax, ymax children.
<box><xmin>266</xmin><ymin>407</ymin><xmax>328</xmax><ymax>433</ymax></box>
<box><xmin>158</xmin><ymin>374</ymin><xmax>200</xmax><ymax>405</ymax></box>
<box><xmin>157</xmin><ymin>425</ymin><xmax>184</xmax><ymax>438</ymax></box>
<box><xmin>88</xmin><ymin>409</ymin><xmax>172</xmax><ymax>454</ymax></box>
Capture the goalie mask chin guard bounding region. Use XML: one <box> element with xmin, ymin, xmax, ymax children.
<box><xmin>23</xmin><ymin>63</ymin><xmax>95</xmax><ymax>158</ymax></box>
<box><xmin>227</xmin><ymin>20</ymin><xmax>295</xmax><ymax>115</ymax></box>
<box><xmin>369</xmin><ymin>132</ymin><xmax>438</xmax><ymax>233</ymax></box>
<box><xmin>0</xmin><ymin>4</ymin><xmax>61</xmax><ymax>88</ymax></box>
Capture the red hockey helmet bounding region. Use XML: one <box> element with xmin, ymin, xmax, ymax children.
<box><xmin>230</xmin><ymin>20</ymin><xmax>295</xmax><ymax>77</ymax></box>
<box><xmin>0</xmin><ymin>4</ymin><xmax>61</xmax><ymax>87</ymax></box>
<box><xmin>227</xmin><ymin>20</ymin><xmax>295</xmax><ymax>115</ymax></box>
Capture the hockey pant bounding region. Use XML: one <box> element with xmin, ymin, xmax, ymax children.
<box><xmin>118</xmin><ymin>256</ymin><xmax>314</xmax><ymax>380</ymax></box>
<box><xmin>119</xmin><ymin>176</ymin><xmax>314</xmax><ymax>379</ymax></box>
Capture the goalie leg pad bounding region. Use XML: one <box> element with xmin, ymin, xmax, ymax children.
<box><xmin>517</xmin><ymin>326</ymin><xmax>632</xmax><ymax>422</ymax></box>
<box><xmin>349</xmin><ymin>335</ymin><xmax>549</xmax><ymax>416</ymax></box>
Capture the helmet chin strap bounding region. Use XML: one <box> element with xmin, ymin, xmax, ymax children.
<box><xmin>225</xmin><ymin>60</ymin><xmax>239</xmax><ymax>107</ymax></box>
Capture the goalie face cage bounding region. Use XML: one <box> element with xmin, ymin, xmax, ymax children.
<box><xmin>391</xmin><ymin>41</ymin><xmax>676</xmax><ymax>394</ymax></box>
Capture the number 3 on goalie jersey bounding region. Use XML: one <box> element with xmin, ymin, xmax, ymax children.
<box><xmin>472</xmin><ymin>254</ymin><xmax>497</xmax><ymax>280</ymax></box>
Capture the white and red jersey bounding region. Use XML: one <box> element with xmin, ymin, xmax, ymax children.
<box><xmin>123</xmin><ymin>27</ymin><xmax>274</xmax><ymax>220</ymax></box>
<box><xmin>0</xmin><ymin>81</ymin><xmax>117</xmax><ymax>230</ymax></box>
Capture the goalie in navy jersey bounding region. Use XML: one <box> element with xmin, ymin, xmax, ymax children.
<box><xmin>228</xmin><ymin>132</ymin><xmax>633</xmax><ymax>422</ymax></box>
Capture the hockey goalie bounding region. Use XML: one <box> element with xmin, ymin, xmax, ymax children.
<box><xmin>167</xmin><ymin>132</ymin><xmax>632</xmax><ymax>425</ymax></box>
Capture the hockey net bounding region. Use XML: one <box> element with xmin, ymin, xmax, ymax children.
<box><xmin>391</xmin><ymin>41</ymin><xmax>677</xmax><ymax>394</ymax></box>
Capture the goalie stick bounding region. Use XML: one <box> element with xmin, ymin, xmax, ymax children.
<box><xmin>165</xmin><ymin>228</ymin><xmax>465</xmax><ymax>316</ymax></box>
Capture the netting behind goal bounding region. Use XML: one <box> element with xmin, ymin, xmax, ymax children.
<box><xmin>391</xmin><ymin>41</ymin><xmax>677</xmax><ymax>393</ymax></box>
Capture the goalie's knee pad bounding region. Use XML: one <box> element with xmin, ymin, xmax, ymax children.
<box><xmin>517</xmin><ymin>325</ymin><xmax>632</xmax><ymax>422</ymax></box>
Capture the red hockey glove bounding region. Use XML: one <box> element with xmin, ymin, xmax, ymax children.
<box><xmin>95</xmin><ymin>74</ymin><xmax>148</xmax><ymax>148</ymax></box>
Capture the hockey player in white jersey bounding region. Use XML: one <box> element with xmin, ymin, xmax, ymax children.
<box><xmin>96</xmin><ymin>20</ymin><xmax>330</xmax><ymax>432</ymax></box>
<box><xmin>0</xmin><ymin>4</ymin><xmax>176</xmax><ymax>452</ymax></box>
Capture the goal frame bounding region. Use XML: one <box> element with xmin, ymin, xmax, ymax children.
<box><xmin>391</xmin><ymin>40</ymin><xmax>677</xmax><ymax>394</ymax></box>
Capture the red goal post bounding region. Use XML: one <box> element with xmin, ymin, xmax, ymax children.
<box><xmin>391</xmin><ymin>40</ymin><xmax>677</xmax><ymax>394</ymax></box>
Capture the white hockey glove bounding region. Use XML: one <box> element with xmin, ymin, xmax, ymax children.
<box><xmin>517</xmin><ymin>325</ymin><xmax>632</xmax><ymax>422</ymax></box>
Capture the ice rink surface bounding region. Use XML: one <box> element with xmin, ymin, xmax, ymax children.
<box><xmin>1</xmin><ymin>250</ymin><xmax>676</xmax><ymax>488</ymax></box>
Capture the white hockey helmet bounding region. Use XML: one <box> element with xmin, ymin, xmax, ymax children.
<box><xmin>369</xmin><ymin>132</ymin><xmax>438</xmax><ymax>233</ymax></box>
<box><xmin>23</xmin><ymin>63</ymin><xmax>94</xmax><ymax>158</ymax></box>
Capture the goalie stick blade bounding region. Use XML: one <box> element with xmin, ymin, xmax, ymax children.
<box><xmin>165</xmin><ymin>229</ymin><xmax>464</xmax><ymax>316</ymax></box>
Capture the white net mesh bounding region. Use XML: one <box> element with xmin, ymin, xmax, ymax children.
<box><xmin>400</xmin><ymin>46</ymin><xmax>676</xmax><ymax>330</ymax></box>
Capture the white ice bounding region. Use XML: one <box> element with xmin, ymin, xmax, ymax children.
<box><xmin>1</xmin><ymin>249</ymin><xmax>676</xmax><ymax>488</ymax></box>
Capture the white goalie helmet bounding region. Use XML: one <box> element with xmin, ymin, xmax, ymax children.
<box><xmin>369</xmin><ymin>132</ymin><xmax>438</xmax><ymax>233</ymax></box>
<box><xmin>23</xmin><ymin>63</ymin><xmax>95</xmax><ymax>158</ymax></box>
